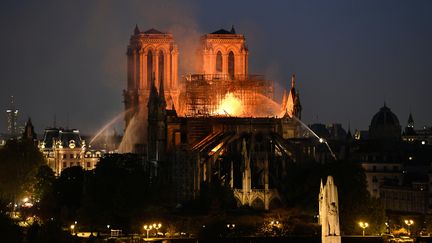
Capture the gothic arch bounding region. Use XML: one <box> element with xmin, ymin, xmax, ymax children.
<box><xmin>216</xmin><ymin>51</ymin><xmax>222</xmax><ymax>73</ymax></box>
<box><xmin>226</xmin><ymin>47</ymin><xmax>239</xmax><ymax>54</ymax></box>
<box><xmin>251</xmin><ymin>198</ymin><xmax>264</xmax><ymax>209</ymax></box>
<box><xmin>158</xmin><ymin>50</ymin><xmax>165</xmax><ymax>83</ymax></box>
<box><xmin>147</xmin><ymin>49</ymin><xmax>154</xmax><ymax>85</ymax></box>
<box><xmin>228</xmin><ymin>51</ymin><xmax>235</xmax><ymax>79</ymax></box>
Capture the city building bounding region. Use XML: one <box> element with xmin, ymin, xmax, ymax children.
<box><xmin>5</xmin><ymin>96</ymin><xmax>19</xmax><ymax>138</ymax></box>
<box><xmin>350</xmin><ymin>104</ymin><xmax>432</xmax><ymax>215</ymax></box>
<box><xmin>38</xmin><ymin>128</ymin><xmax>102</xmax><ymax>175</ymax></box>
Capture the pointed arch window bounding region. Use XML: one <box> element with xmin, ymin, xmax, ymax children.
<box><xmin>158</xmin><ymin>50</ymin><xmax>164</xmax><ymax>84</ymax></box>
<box><xmin>228</xmin><ymin>51</ymin><xmax>235</xmax><ymax>79</ymax></box>
<box><xmin>216</xmin><ymin>51</ymin><xmax>222</xmax><ymax>72</ymax></box>
<box><xmin>147</xmin><ymin>51</ymin><xmax>153</xmax><ymax>87</ymax></box>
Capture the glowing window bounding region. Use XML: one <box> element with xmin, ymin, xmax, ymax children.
<box><xmin>147</xmin><ymin>51</ymin><xmax>153</xmax><ymax>87</ymax></box>
<box><xmin>228</xmin><ymin>51</ymin><xmax>235</xmax><ymax>79</ymax></box>
<box><xmin>216</xmin><ymin>51</ymin><xmax>222</xmax><ymax>72</ymax></box>
<box><xmin>158</xmin><ymin>50</ymin><xmax>164</xmax><ymax>84</ymax></box>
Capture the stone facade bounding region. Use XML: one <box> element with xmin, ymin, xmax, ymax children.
<box><xmin>124</xmin><ymin>26</ymin><xmax>179</xmax><ymax>129</ymax></box>
<box><xmin>39</xmin><ymin>128</ymin><xmax>102</xmax><ymax>175</ymax></box>
<box><xmin>199</xmin><ymin>28</ymin><xmax>248</xmax><ymax>78</ymax></box>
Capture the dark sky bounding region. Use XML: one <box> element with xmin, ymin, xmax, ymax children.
<box><xmin>1</xmin><ymin>0</ymin><xmax>431</xmax><ymax>135</ymax></box>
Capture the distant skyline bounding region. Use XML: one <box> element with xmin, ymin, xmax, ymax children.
<box><xmin>1</xmin><ymin>0</ymin><xmax>431</xmax><ymax>135</ymax></box>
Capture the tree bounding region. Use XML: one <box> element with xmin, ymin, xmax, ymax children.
<box><xmin>0</xmin><ymin>198</ymin><xmax>23</xmax><ymax>242</ymax></box>
<box><xmin>0</xmin><ymin>139</ymin><xmax>45</xmax><ymax>201</ymax></box>
<box><xmin>79</xmin><ymin>154</ymin><xmax>150</xmax><ymax>232</ymax></box>
<box><xmin>33</xmin><ymin>165</ymin><xmax>56</xmax><ymax>202</ymax></box>
<box><xmin>54</xmin><ymin>166</ymin><xmax>85</xmax><ymax>222</ymax></box>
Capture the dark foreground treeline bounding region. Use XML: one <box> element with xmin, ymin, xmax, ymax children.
<box><xmin>0</xmin><ymin>139</ymin><xmax>386</xmax><ymax>241</ymax></box>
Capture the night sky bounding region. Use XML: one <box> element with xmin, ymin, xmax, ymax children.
<box><xmin>1</xmin><ymin>0</ymin><xmax>431</xmax><ymax>135</ymax></box>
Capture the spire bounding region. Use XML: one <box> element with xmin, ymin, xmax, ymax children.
<box><xmin>159</xmin><ymin>72</ymin><xmax>166</xmax><ymax>104</ymax></box>
<box><xmin>230</xmin><ymin>25</ymin><xmax>236</xmax><ymax>34</ymax></box>
<box><xmin>408</xmin><ymin>113</ymin><xmax>414</xmax><ymax>123</ymax></box>
<box><xmin>346</xmin><ymin>122</ymin><xmax>353</xmax><ymax>140</ymax></box>
<box><xmin>23</xmin><ymin>117</ymin><xmax>37</xmax><ymax>141</ymax></box>
<box><xmin>148</xmin><ymin>72</ymin><xmax>159</xmax><ymax>107</ymax></box>
<box><xmin>407</xmin><ymin>113</ymin><xmax>414</xmax><ymax>129</ymax></box>
<box><xmin>158</xmin><ymin>72</ymin><xmax>167</xmax><ymax>111</ymax></box>
<box><xmin>291</xmin><ymin>74</ymin><xmax>296</xmax><ymax>88</ymax></box>
<box><xmin>134</xmin><ymin>24</ymin><xmax>140</xmax><ymax>35</ymax></box>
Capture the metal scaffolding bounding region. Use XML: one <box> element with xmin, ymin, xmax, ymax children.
<box><xmin>184</xmin><ymin>74</ymin><xmax>274</xmax><ymax>117</ymax></box>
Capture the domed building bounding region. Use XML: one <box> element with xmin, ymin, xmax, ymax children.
<box><xmin>369</xmin><ymin>103</ymin><xmax>401</xmax><ymax>140</ymax></box>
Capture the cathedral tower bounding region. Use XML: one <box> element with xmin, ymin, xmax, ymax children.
<box><xmin>199</xmin><ymin>27</ymin><xmax>248</xmax><ymax>78</ymax></box>
<box><xmin>124</xmin><ymin>25</ymin><xmax>179</xmax><ymax>128</ymax></box>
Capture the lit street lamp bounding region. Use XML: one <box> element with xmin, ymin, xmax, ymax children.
<box><xmin>143</xmin><ymin>225</ymin><xmax>153</xmax><ymax>239</ymax></box>
<box><xmin>404</xmin><ymin>219</ymin><xmax>414</xmax><ymax>235</ymax></box>
<box><xmin>153</xmin><ymin>223</ymin><xmax>162</xmax><ymax>236</ymax></box>
<box><xmin>70</xmin><ymin>224</ymin><xmax>75</xmax><ymax>235</ymax></box>
<box><xmin>227</xmin><ymin>223</ymin><xmax>236</xmax><ymax>230</ymax></box>
<box><xmin>270</xmin><ymin>220</ymin><xmax>280</xmax><ymax>228</ymax></box>
<box><xmin>359</xmin><ymin>222</ymin><xmax>369</xmax><ymax>236</ymax></box>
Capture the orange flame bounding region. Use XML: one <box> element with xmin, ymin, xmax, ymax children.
<box><xmin>215</xmin><ymin>93</ymin><xmax>244</xmax><ymax>116</ymax></box>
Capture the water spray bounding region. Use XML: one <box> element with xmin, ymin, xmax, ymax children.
<box><xmin>292</xmin><ymin>116</ymin><xmax>337</xmax><ymax>160</ymax></box>
<box><xmin>89</xmin><ymin>108</ymin><xmax>134</xmax><ymax>145</ymax></box>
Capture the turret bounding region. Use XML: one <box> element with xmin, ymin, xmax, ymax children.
<box><xmin>22</xmin><ymin>117</ymin><xmax>37</xmax><ymax>141</ymax></box>
<box><xmin>134</xmin><ymin>24</ymin><xmax>140</xmax><ymax>35</ymax></box>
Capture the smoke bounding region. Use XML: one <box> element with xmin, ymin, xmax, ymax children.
<box><xmin>118</xmin><ymin>107</ymin><xmax>148</xmax><ymax>153</ymax></box>
<box><xmin>167</xmin><ymin>24</ymin><xmax>202</xmax><ymax>75</ymax></box>
<box><xmin>132</xmin><ymin>0</ymin><xmax>203</xmax><ymax>76</ymax></box>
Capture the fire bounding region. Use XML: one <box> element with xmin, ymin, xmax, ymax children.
<box><xmin>215</xmin><ymin>93</ymin><xmax>244</xmax><ymax>116</ymax></box>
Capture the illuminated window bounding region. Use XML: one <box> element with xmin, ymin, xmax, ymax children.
<box><xmin>158</xmin><ymin>50</ymin><xmax>164</xmax><ymax>84</ymax></box>
<box><xmin>228</xmin><ymin>51</ymin><xmax>235</xmax><ymax>79</ymax></box>
<box><xmin>147</xmin><ymin>50</ymin><xmax>153</xmax><ymax>87</ymax></box>
<box><xmin>216</xmin><ymin>51</ymin><xmax>222</xmax><ymax>72</ymax></box>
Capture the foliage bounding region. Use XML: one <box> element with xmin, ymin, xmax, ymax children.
<box><xmin>0</xmin><ymin>139</ymin><xmax>45</xmax><ymax>200</ymax></box>
<box><xmin>33</xmin><ymin>165</ymin><xmax>56</xmax><ymax>202</ymax></box>
<box><xmin>0</xmin><ymin>198</ymin><xmax>22</xmax><ymax>242</ymax></box>
<box><xmin>27</xmin><ymin>220</ymin><xmax>74</xmax><ymax>243</ymax></box>
<box><xmin>55</xmin><ymin>166</ymin><xmax>85</xmax><ymax>222</ymax></box>
<box><xmin>78</xmin><ymin>153</ymin><xmax>151</xmax><ymax>232</ymax></box>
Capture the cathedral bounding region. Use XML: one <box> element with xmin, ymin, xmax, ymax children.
<box><xmin>123</xmin><ymin>25</ymin><xmax>306</xmax><ymax>209</ymax></box>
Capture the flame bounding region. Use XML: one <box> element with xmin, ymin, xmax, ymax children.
<box><xmin>215</xmin><ymin>92</ymin><xmax>244</xmax><ymax>116</ymax></box>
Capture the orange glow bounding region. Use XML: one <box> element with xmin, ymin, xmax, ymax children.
<box><xmin>209</xmin><ymin>142</ymin><xmax>224</xmax><ymax>155</ymax></box>
<box><xmin>215</xmin><ymin>93</ymin><xmax>244</xmax><ymax>116</ymax></box>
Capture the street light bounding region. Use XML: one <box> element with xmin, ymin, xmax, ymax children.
<box><xmin>227</xmin><ymin>223</ymin><xmax>236</xmax><ymax>230</ymax></box>
<box><xmin>359</xmin><ymin>222</ymin><xmax>369</xmax><ymax>236</ymax></box>
<box><xmin>153</xmin><ymin>223</ymin><xmax>162</xmax><ymax>236</ymax></box>
<box><xmin>70</xmin><ymin>224</ymin><xmax>75</xmax><ymax>235</ymax></box>
<box><xmin>404</xmin><ymin>219</ymin><xmax>414</xmax><ymax>235</ymax></box>
<box><xmin>385</xmin><ymin>222</ymin><xmax>390</xmax><ymax>234</ymax></box>
<box><xmin>270</xmin><ymin>220</ymin><xmax>280</xmax><ymax>227</ymax></box>
<box><xmin>143</xmin><ymin>225</ymin><xmax>153</xmax><ymax>238</ymax></box>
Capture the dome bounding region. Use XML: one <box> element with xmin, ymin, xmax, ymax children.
<box><xmin>369</xmin><ymin>104</ymin><xmax>401</xmax><ymax>139</ymax></box>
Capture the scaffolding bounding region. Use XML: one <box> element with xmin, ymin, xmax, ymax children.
<box><xmin>184</xmin><ymin>74</ymin><xmax>274</xmax><ymax>117</ymax></box>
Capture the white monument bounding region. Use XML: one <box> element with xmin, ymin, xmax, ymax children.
<box><xmin>319</xmin><ymin>176</ymin><xmax>341</xmax><ymax>243</ymax></box>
